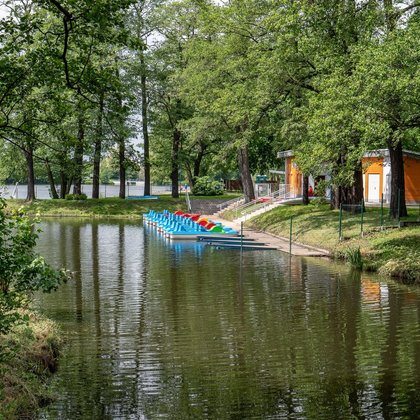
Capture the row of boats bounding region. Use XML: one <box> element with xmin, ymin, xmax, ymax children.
<box><xmin>143</xmin><ymin>210</ymin><xmax>239</xmax><ymax>240</ymax></box>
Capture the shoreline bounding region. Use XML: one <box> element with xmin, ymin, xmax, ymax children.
<box><xmin>5</xmin><ymin>198</ymin><xmax>420</xmax><ymax>283</ymax></box>
<box><xmin>241</xmin><ymin>203</ymin><xmax>420</xmax><ymax>284</ymax></box>
<box><xmin>0</xmin><ymin>310</ymin><xmax>62</xmax><ymax>418</ymax></box>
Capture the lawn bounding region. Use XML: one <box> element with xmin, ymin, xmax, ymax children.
<box><xmin>248</xmin><ymin>203</ymin><xmax>420</xmax><ymax>283</ymax></box>
<box><xmin>5</xmin><ymin>197</ymin><xmax>187</xmax><ymax>218</ymax></box>
<box><xmin>4</xmin><ymin>194</ymin><xmax>241</xmax><ymax>218</ymax></box>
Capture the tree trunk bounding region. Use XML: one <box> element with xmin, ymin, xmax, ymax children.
<box><xmin>184</xmin><ymin>161</ymin><xmax>194</xmax><ymax>187</ymax></box>
<box><xmin>302</xmin><ymin>175</ymin><xmax>309</xmax><ymax>205</ymax></box>
<box><xmin>24</xmin><ymin>145</ymin><xmax>35</xmax><ymax>201</ymax></box>
<box><xmin>46</xmin><ymin>160</ymin><xmax>59</xmax><ymax>199</ymax></box>
<box><xmin>388</xmin><ymin>140</ymin><xmax>407</xmax><ymax>218</ymax></box>
<box><xmin>92</xmin><ymin>93</ymin><xmax>104</xmax><ymax>199</ymax></box>
<box><xmin>384</xmin><ymin>0</ymin><xmax>397</xmax><ymax>32</ymax></box>
<box><xmin>113</xmin><ymin>65</ymin><xmax>126</xmax><ymax>199</ymax></box>
<box><xmin>238</xmin><ymin>145</ymin><xmax>254</xmax><ymax>203</ymax></box>
<box><xmin>60</xmin><ymin>171</ymin><xmax>67</xmax><ymax>199</ymax></box>
<box><xmin>382</xmin><ymin>2</ymin><xmax>407</xmax><ymax>218</ymax></box>
<box><xmin>332</xmin><ymin>185</ymin><xmax>339</xmax><ymax>210</ymax></box>
<box><xmin>73</xmin><ymin>112</ymin><xmax>84</xmax><ymax>195</ymax></box>
<box><xmin>193</xmin><ymin>144</ymin><xmax>206</xmax><ymax>179</ymax></box>
<box><xmin>66</xmin><ymin>177</ymin><xmax>73</xmax><ymax>196</ymax></box>
<box><xmin>171</xmin><ymin>128</ymin><xmax>181</xmax><ymax>198</ymax></box>
<box><xmin>119</xmin><ymin>137</ymin><xmax>126</xmax><ymax>199</ymax></box>
<box><xmin>351</xmin><ymin>162</ymin><xmax>364</xmax><ymax>207</ymax></box>
<box><xmin>140</xmin><ymin>49</ymin><xmax>151</xmax><ymax>196</ymax></box>
<box><xmin>331</xmin><ymin>158</ymin><xmax>364</xmax><ymax>210</ymax></box>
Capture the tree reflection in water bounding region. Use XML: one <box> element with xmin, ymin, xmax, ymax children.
<box><xmin>35</xmin><ymin>219</ymin><xmax>420</xmax><ymax>419</ymax></box>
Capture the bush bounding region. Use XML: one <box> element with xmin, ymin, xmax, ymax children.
<box><xmin>344</xmin><ymin>247</ymin><xmax>363</xmax><ymax>269</ymax></box>
<box><xmin>192</xmin><ymin>176</ymin><xmax>224</xmax><ymax>196</ymax></box>
<box><xmin>65</xmin><ymin>193</ymin><xmax>87</xmax><ymax>201</ymax></box>
<box><xmin>0</xmin><ymin>199</ymin><xmax>69</xmax><ymax>334</ymax></box>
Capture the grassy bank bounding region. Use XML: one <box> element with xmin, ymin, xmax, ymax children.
<box><xmin>246</xmin><ymin>203</ymin><xmax>420</xmax><ymax>283</ymax></box>
<box><xmin>5</xmin><ymin>194</ymin><xmax>240</xmax><ymax>218</ymax></box>
<box><xmin>0</xmin><ymin>311</ymin><xmax>62</xmax><ymax>418</ymax></box>
<box><xmin>5</xmin><ymin>196</ymin><xmax>187</xmax><ymax>218</ymax></box>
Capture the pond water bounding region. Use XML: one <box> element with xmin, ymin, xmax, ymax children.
<box><xmin>36</xmin><ymin>219</ymin><xmax>420</xmax><ymax>419</ymax></box>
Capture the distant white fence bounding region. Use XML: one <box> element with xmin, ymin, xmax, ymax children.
<box><xmin>0</xmin><ymin>183</ymin><xmax>172</xmax><ymax>199</ymax></box>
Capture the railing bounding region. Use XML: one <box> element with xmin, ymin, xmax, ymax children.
<box><xmin>185</xmin><ymin>190</ymin><xmax>192</xmax><ymax>212</ymax></box>
<box><xmin>216</xmin><ymin>195</ymin><xmax>245</xmax><ymax>212</ymax></box>
<box><xmin>234</xmin><ymin>184</ymin><xmax>298</xmax><ymax>220</ymax></box>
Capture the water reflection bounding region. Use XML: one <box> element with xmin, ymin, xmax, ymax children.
<box><xmin>35</xmin><ymin>220</ymin><xmax>420</xmax><ymax>419</ymax></box>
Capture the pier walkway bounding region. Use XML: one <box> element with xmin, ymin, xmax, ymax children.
<box><xmin>208</xmin><ymin>216</ymin><xmax>330</xmax><ymax>257</ymax></box>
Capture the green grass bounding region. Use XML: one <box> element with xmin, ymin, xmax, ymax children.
<box><xmin>5</xmin><ymin>194</ymin><xmax>241</xmax><ymax>218</ymax></box>
<box><xmin>0</xmin><ymin>311</ymin><xmax>62</xmax><ymax>419</ymax></box>
<box><xmin>5</xmin><ymin>197</ymin><xmax>188</xmax><ymax>218</ymax></box>
<box><xmin>248</xmin><ymin>203</ymin><xmax>420</xmax><ymax>283</ymax></box>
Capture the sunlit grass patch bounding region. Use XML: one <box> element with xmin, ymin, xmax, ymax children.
<box><xmin>248</xmin><ymin>203</ymin><xmax>420</xmax><ymax>282</ymax></box>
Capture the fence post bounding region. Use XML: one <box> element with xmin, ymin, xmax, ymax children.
<box><xmin>240</xmin><ymin>222</ymin><xmax>243</xmax><ymax>251</ymax></box>
<box><xmin>289</xmin><ymin>216</ymin><xmax>293</xmax><ymax>255</ymax></box>
<box><xmin>380</xmin><ymin>193</ymin><xmax>384</xmax><ymax>230</ymax></box>
<box><xmin>360</xmin><ymin>198</ymin><xmax>364</xmax><ymax>236</ymax></box>
<box><xmin>339</xmin><ymin>203</ymin><xmax>343</xmax><ymax>241</ymax></box>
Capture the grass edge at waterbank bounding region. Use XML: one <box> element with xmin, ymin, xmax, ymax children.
<box><xmin>4</xmin><ymin>197</ymin><xmax>188</xmax><ymax>218</ymax></box>
<box><xmin>6</xmin><ymin>198</ymin><xmax>420</xmax><ymax>282</ymax></box>
<box><xmin>239</xmin><ymin>203</ymin><xmax>420</xmax><ymax>283</ymax></box>
<box><xmin>0</xmin><ymin>311</ymin><xmax>62</xmax><ymax>419</ymax></box>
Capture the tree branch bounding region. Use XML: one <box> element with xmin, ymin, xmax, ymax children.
<box><xmin>398</xmin><ymin>2</ymin><xmax>420</xmax><ymax>18</ymax></box>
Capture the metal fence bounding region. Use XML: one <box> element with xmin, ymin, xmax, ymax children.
<box><xmin>284</xmin><ymin>199</ymin><xmax>420</xmax><ymax>253</ymax></box>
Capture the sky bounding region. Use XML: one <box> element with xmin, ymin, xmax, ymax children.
<box><xmin>0</xmin><ymin>4</ymin><xmax>8</xmax><ymax>19</ymax></box>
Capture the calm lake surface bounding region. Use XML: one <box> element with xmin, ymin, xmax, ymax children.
<box><xmin>36</xmin><ymin>219</ymin><xmax>420</xmax><ymax>419</ymax></box>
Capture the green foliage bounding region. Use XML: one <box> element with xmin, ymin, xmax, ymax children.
<box><xmin>65</xmin><ymin>193</ymin><xmax>88</xmax><ymax>201</ymax></box>
<box><xmin>0</xmin><ymin>199</ymin><xmax>69</xmax><ymax>334</ymax></box>
<box><xmin>344</xmin><ymin>247</ymin><xmax>363</xmax><ymax>269</ymax></box>
<box><xmin>0</xmin><ymin>312</ymin><xmax>62</xmax><ymax>418</ymax></box>
<box><xmin>311</xmin><ymin>196</ymin><xmax>329</xmax><ymax>206</ymax></box>
<box><xmin>192</xmin><ymin>176</ymin><xmax>223</xmax><ymax>196</ymax></box>
<box><xmin>1</xmin><ymin>0</ymin><xmax>420</xmax><ymax>205</ymax></box>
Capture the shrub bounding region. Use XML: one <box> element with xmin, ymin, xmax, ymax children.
<box><xmin>311</xmin><ymin>197</ymin><xmax>329</xmax><ymax>206</ymax></box>
<box><xmin>0</xmin><ymin>199</ymin><xmax>69</xmax><ymax>334</ymax></box>
<box><xmin>344</xmin><ymin>247</ymin><xmax>363</xmax><ymax>269</ymax></box>
<box><xmin>65</xmin><ymin>193</ymin><xmax>87</xmax><ymax>201</ymax></box>
<box><xmin>192</xmin><ymin>176</ymin><xmax>224</xmax><ymax>196</ymax></box>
